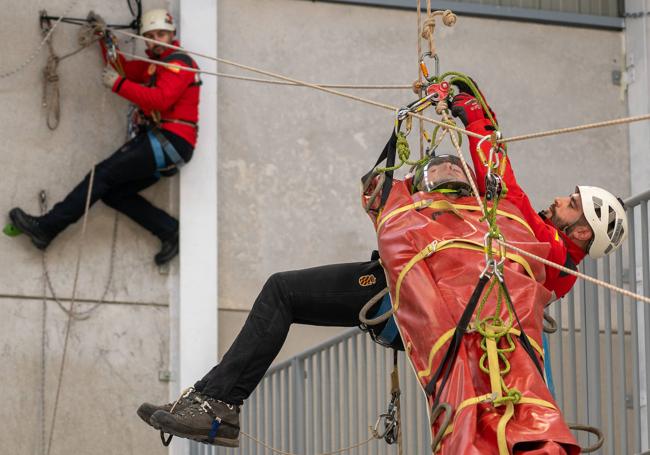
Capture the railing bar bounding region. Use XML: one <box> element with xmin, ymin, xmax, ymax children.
<box><xmin>305</xmin><ymin>356</ymin><xmax>313</xmax><ymax>454</ymax></box>
<box><xmin>316</xmin><ymin>351</ymin><xmax>323</xmax><ymax>453</ymax></box>
<box><xmin>333</xmin><ymin>345</ymin><xmax>341</xmax><ymax>452</ymax></box>
<box><xmin>629</xmin><ymin>210</ymin><xmax>642</xmax><ymax>453</ymax></box>
<box><xmin>614</xmin><ymin>246</ymin><xmax>629</xmax><ymax>454</ymax></box>
<box><xmin>360</xmin><ymin>335</ymin><xmax>368</xmax><ymax>455</ymax></box>
<box><xmin>261</xmin><ymin>377</ymin><xmax>267</xmax><ymax>455</ymax></box>
<box><xmin>350</xmin><ymin>336</ymin><xmax>356</xmax><ymax>454</ymax></box>
<box><xmin>642</xmin><ymin>201</ymin><xmax>650</xmax><ymax>450</ymax></box>
<box><xmin>587</xmin><ymin>259</ymin><xmax>602</xmax><ymax>444</ymax></box>
<box><xmin>342</xmin><ymin>338</ymin><xmax>350</xmax><ymax>452</ymax></box>
<box><xmin>554</xmin><ymin>300</ymin><xmax>565</xmax><ymax>411</ymax></box>
<box><xmin>603</xmin><ymin>254</ymin><xmax>615</xmax><ymax>455</ymax></box>
<box><xmin>568</xmin><ymin>289</ymin><xmax>578</xmax><ymax>423</ymax></box>
<box><xmin>322</xmin><ymin>348</ymin><xmax>330</xmax><ymax>453</ymax></box>
<box><xmin>283</xmin><ymin>367</ymin><xmax>289</xmax><ymax>451</ymax></box>
<box><xmin>578</xmin><ymin>274</ymin><xmax>589</xmax><ymax>447</ymax></box>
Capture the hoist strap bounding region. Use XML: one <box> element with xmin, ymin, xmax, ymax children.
<box><xmin>377</xmin><ymin>199</ymin><xmax>534</xmax><ymax>235</ymax></box>
<box><xmin>361</xmin><ymin>129</ymin><xmax>400</xmax><ymax>210</ymax></box>
<box><xmin>417</xmin><ymin>326</ymin><xmax>543</xmax><ymax>380</ymax></box>
<box><xmin>485</xmin><ymin>326</ymin><xmax>503</xmax><ymax>401</ymax></box>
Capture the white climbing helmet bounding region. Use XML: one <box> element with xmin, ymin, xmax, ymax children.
<box><xmin>140</xmin><ymin>9</ymin><xmax>176</xmax><ymax>35</ymax></box>
<box><xmin>577</xmin><ymin>185</ymin><xmax>627</xmax><ymax>259</ymax></box>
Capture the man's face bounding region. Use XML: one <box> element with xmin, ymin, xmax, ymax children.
<box><xmin>424</xmin><ymin>161</ymin><xmax>470</xmax><ymax>188</ymax></box>
<box><xmin>143</xmin><ymin>30</ymin><xmax>175</xmax><ymax>56</ymax></box>
<box><xmin>542</xmin><ymin>192</ymin><xmax>584</xmax><ymax>231</ymax></box>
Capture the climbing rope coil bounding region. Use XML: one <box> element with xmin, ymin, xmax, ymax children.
<box><xmin>1</xmin><ymin>2</ymin><xmax>649</xmax><ymax>454</ymax></box>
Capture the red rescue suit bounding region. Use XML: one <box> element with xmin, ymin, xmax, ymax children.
<box><xmin>102</xmin><ymin>41</ymin><xmax>200</xmax><ymax>147</ymax></box>
<box><xmin>363</xmin><ymin>130</ymin><xmax>582</xmax><ymax>453</ymax></box>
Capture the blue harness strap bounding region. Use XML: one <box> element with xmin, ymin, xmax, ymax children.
<box><xmin>542</xmin><ymin>332</ymin><xmax>556</xmax><ymax>398</ymax></box>
<box><xmin>147</xmin><ymin>129</ymin><xmax>186</xmax><ymax>178</ymax></box>
<box><xmin>373</xmin><ymin>294</ymin><xmax>400</xmax><ymax>347</ymax></box>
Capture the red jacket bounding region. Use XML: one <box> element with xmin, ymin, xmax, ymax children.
<box><xmin>466</xmin><ymin>118</ymin><xmax>585</xmax><ymax>299</ymax></box>
<box><xmin>102</xmin><ymin>40</ymin><xmax>200</xmax><ymax>147</ymax></box>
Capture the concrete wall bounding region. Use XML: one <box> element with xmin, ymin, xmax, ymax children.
<box><xmin>216</xmin><ymin>0</ymin><xmax>630</xmax><ymax>364</ymax></box>
<box><xmin>0</xmin><ymin>1</ymin><xmax>172</xmax><ymax>454</ymax></box>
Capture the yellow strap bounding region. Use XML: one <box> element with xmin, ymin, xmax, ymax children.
<box><xmin>518</xmin><ymin>396</ymin><xmax>556</xmax><ymax>409</ymax></box>
<box><xmin>435</xmin><ymin>240</ymin><xmax>536</xmax><ymax>281</ymax></box>
<box><xmin>497</xmin><ymin>401</ymin><xmax>515</xmax><ymax>455</ymax></box>
<box><xmin>485</xmin><ymin>327</ymin><xmax>504</xmax><ymax>401</ymax></box>
<box><xmin>417</xmin><ymin>328</ymin><xmax>456</xmax><ymax>379</ymax></box>
<box><xmin>376</xmin><ymin>199</ymin><xmax>432</xmax><ymax>230</ymax></box>
<box><xmin>393</xmin><ymin>240</ymin><xmax>439</xmax><ymax>313</ymax></box>
<box><xmin>449</xmin><ymin>203</ymin><xmax>534</xmax><ymax>236</ymax></box>
<box><xmin>377</xmin><ymin>199</ymin><xmax>534</xmax><ymax>237</ymax></box>
<box><xmin>483</xmin><ymin>324</ymin><xmax>544</xmax><ymax>360</ymax></box>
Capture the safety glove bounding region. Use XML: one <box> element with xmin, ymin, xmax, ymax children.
<box><xmin>102</xmin><ymin>65</ymin><xmax>120</xmax><ymax>89</ymax></box>
<box><xmin>450</xmin><ymin>93</ymin><xmax>488</xmax><ymax>128</ymax></box>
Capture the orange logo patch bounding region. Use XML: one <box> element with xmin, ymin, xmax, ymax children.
<box><xmin>358</xmin><ymin>274</ymin><xmax>377</xmax><ymax>287</ymax></box>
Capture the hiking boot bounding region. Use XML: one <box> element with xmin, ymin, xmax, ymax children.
<box><xmin>137</xmin><ymin>387</ymin><xmax>201</xmax><ymax>430</ymax></box>
<box><xmin>154</xmin><ymin>231</ymin><xmax>178</xmax><ymax>266</ymax></box>
<box><xmin>9</xmin><ymin>208</ymin><xmax>53</xmax><ymax>250</ymax></box>
<box><xmin>151</xmin><ymin>396</ymin><xmax>240</xmax><ymax>447</ymax></box>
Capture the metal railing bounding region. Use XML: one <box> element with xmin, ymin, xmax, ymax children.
<box><xmin>194</xmin><ymin>189</ymin><xmax>650</xmax><ymax>455</ymax></box>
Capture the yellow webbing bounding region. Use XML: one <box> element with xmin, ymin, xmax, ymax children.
<box><xmin>486</xmin><ymin>326</ymin><xmax>504</xmax><ymax>401</ymax></box>
<box><xmin>435</xmin><ymin>240</ymin><xmax>535</xmax><ymax>281</ymax></box>
<box><xmin>392</xmin><ymin>240</ymin><xmax>439</xmax><ymax>313</ymax></box>
<box><xmin>377</xmin><ymin>199</ymin><xmax>534</xmax><ymax>235</ymax></box>
<box><xmin>497</xmin><ymin>401</ymin><xmax>516</xmax><ymax>455</ymax></box>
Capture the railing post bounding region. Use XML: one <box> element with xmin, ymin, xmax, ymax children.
<box><xmin>291</xmin><ymin>357</ymin><xmax>306</xmax><ymax>453</ymax></box>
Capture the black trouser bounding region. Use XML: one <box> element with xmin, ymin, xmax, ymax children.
<box><xmin>194</xmin><ymin>260</ymin><xmax>386</xmax><ymax>405</ymax></box>
<box><xmin>39</xmin><ymin>129</ymin><xmax>193</xmax><ymax>241</ymax></box>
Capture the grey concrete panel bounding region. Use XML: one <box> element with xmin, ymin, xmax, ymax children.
<box><xmin>0</xmin><ymin>298</ymin><xmax>169</xmax><ymax>455</ymax></box>
<box><xmin>216</xmin><ymin>0</ymin><xmax>629</xmax><ymax>318</ymax></box>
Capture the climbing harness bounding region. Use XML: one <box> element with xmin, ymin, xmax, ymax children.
<box><xmin>147</xmin><ymin>128</ymin><xmax>186</xmax><ymax>178</ymax></box>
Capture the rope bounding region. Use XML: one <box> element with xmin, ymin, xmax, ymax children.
<box><xmin>497</xmin><ymin>239</ymin><xmax>650</xmax><ymax>305</ymax></box>
<box><xmin>240</xmin><ymin>430</ymin><xmax>377</xmax><ymax>455</ymax></box>
<box><xmin>45</xmin><ymin>166</ymin><xmax>96</xmax><ymax>455</ymax></box>
<box><xmin>0</xmin><ymin>1</ymin><xmax>79</xmax><ymax>79</ymax></box>
<box><xmin>113</xmin><ymin>30</ymin><xmax>650</xmax><ymax>149</ymax></box>
<box><xmin>112</xmin><ymin>31</ymin><xmax>484</xmax><ymax>140</ymax></box>
<box><xmin>498</xmin><ymin>113</ymin><xmax>650</xmax><ymax>144</ymax></box>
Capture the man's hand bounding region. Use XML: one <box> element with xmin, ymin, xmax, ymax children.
<box><xmin>102</xmin><ymin>66</ymin><xmax>120</xmax><ymax>89</ymax></box>
<box><xmin>450</xmin><ymin>93</ymin><xmax>487</xmax><ymax>127</ymax></box>
<box><xmin>87</xmin><ymin>11</ymin><xmax>107</xmax><ymax>35</ymax></box>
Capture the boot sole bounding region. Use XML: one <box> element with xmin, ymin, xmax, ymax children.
<box><xmin>151</xmin><ymin>413</ymin><xmax>239</xmax><ymax>447</ymax></box>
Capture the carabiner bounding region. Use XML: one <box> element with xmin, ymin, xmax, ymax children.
<box><xmin>420</xmin><ymin>52</ymin><xmax>440</xmax><ymax>81</ymax></box>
